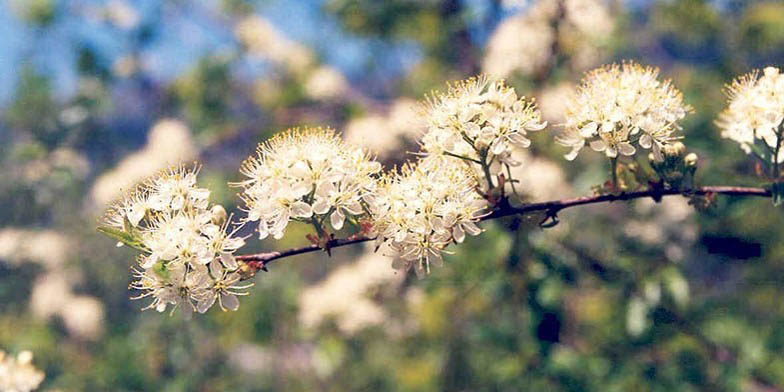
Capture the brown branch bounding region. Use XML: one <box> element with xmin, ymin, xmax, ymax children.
<box><xmin>235</xmin><ymin>185</ymin><xmax>771</xmax><ymax>271</ymax></box>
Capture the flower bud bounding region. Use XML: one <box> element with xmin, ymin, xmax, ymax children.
<box><xmin>211</xmin><ymin>205</ymin><xmax>227</xmax><ymax>226</ymax></box>
<box><xmin>684</xmin><ymin>153</ymin><xmax>698</xmax><ymax>167</ymax></box>
<box><xmin>663</xmin><ymin>142</ymin><xmax>686</xmax><ymax>159</ymax></box>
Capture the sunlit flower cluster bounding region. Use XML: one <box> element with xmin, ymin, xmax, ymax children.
<box><xmin>373</xmin><ymin>157</ymin><xmax>486</xmax><ymax>277</ymax></box>
<box><xmin>0</xmin><ymin>350</ymin><xmax>44</xmax><ymax>392</ymax></box>
<box><xmin>717</xmin><ymin>66</ymin><xmax>784</xmax><ymax>163</ymax></box>
<box><xmin>104</xmin><ymin>165</ymin><xmax>250</xmax><ymax>316</ymax></box>
<box><xmin>421</xmin><ymin>76</ymin><xmax>547</xmax><ymax>186</ymax></box>
<box><xmin>557</xmin><ymin>62</ymin><xmax>691</xmax><ymax>161</ymax></box>
<box><xmin>237</xmin><ymin>128</ymin><xmax>381</xmax><ymax>240</ymax></box>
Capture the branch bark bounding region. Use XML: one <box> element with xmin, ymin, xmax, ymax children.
<box><xmin>235</xmin><ymin>185</ymin><xmax>771</xmax><ymax>271</ymax></box>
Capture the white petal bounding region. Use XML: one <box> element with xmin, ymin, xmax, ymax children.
<box><xmin>618</xmin><ymin>142</ymin><xmax>636</xmax><ymax>156</ymax></box>
<box><xmin>330</xmin><ymin>209</ymin><xmax>345</xmax><ymax>230</ymax></box>
<box><xmin>312</xmin><ymin>198</ymin><xmax>330</xmax><ymax>215</ymax></box>
<box><xmin>524</xmin><ymin>120</ymin><xmax>547</xmax><ymax>131</ymax></box>
<box><xmin>564</xmin><ymin>148</ymin><xmax>580</xmax><ymax>161</ymax></box>
<box><xmin>605</xmin><ymin>146</ymin><xmax>618</xmax><ymax>158</ymax></box>
<box><xmin>639</xmin><ymin>134</ymin><xmax>652</xmax><ymax>149</ymax></box>
<box><xmin>453</xmin><ymin>224</ymin><xmax>466</xmax><ymax>243</ymax></box>
<box><xmin>209</xmin><ymin>259</ymin><xmax>223</xmax><ymax>277</ymax></box>
<box><xmin>196</xmin><ymin>295</ymin><xmax>216</xmax><ymax>313</ymax></box>
<box><xmin>220</xmin><ymin>293</ymin><xmax>240</xmax><ymax>311</ymax></box>
<box><xmin>171</xmin><ymin>194</ymin><xmax>185</xmax><ymax>210</ymax></box>
<box><xmin>463</xmin><ymin>221</ymin><xmax>482</xmax><ymax>236</ymax></box>
<box><xmin>590</xmin><ymin>140</ymin><xmax>607</xmax><ymax>152</ymax></box>
<box><xmin>491</xmin><ymin>140</ymin><xmax>507</xmax><ymax>155</ymax></box>
<box><xmin>579</xmin><ymin>122</ymin><xmax>598</xmax><ymax>137</ymax></box>
<box><xmin>128</xmin><ymin>205</ymin><xmax>145</xmax><ymax>227</ymax></box>
<box><xmin>220</xmin><ymin>252</ymin><xmax>238</xmax><ymax>271</ymax></box>
<box><xmin>344</xmin><ymin>201</ymin><xmax>363</xmax><ymax>215</ymax></box>
<box><xmin>291</xmin><ymin>201</ymin><xmax>313</xmax><ymax>218</ymax></box>
<box><xmin>258</xmin><ymin>221</ymin><xmax>269</xmax><ymax>240</ymax></box>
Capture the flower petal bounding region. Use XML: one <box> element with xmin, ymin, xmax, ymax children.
<box><xmin>220</xmin><ymin>293</ymin><xmax>240</xmax><ymax>311</ymax></box>
<box><xmin>291</xmin><ymin>201</ymin><xmax>313</xmax><ymax>218</ymax></box>
<box><xmin>618</xmin><ymin>142</ymin><xmax>636</xmax><ymax>156</ymax></box>
<box><xmin>330</xmin><ymin>209</ymin><xmax>345</xmax><ymax>230</ymax></box>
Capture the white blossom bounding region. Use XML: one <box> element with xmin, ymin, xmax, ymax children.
<box><xmin>104</xmin><ymin>165</ymin><xmax>249</xmax><ymax>315</ymax></box>
<box><xmin>717</xmin><ymin>66</ymin><xmax>784</xmax><ymax>163</ymax></box>
<box><xmin>0</xmin><ymin>350</ymin><xmax>45</xmax><ymax>392</ymax></box>
<box><xmin>556</xmin><ymin>62</ymin><xmax>691</xmax><ymax>161</ymax></box>
<box><xmin>421</xmin><ymin>76</ymin><xmax>547</xmax><ymax>186</ymax></box>
<box><xmin>373</xmin><ymin>156</ymin><xmax>487</xmax><ymax>277</ymax></box>
<box><xmin>236</xmin><ymin>127</ymin><xmax>381</xmax><ymax>239</ymax></box>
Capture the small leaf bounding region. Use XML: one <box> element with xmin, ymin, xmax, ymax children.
<box><xmin>97</xmin><ymin>226</ymin><xmax>146</xmax><ymax>251</ymax></box>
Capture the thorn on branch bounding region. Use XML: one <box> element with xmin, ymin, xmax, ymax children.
<box><xmin>539</xmin><ymin>209</ymin><xmax>560</xmax><ymax>228</ymax></box>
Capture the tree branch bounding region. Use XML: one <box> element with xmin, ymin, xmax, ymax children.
<box><xmin>235</xmin><ymin>185</ymin><xmax>771</xmax><ymax>271</ymax></box>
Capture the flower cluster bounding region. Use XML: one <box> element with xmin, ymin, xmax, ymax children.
<box><xmin>717</xmin><ymin>66</ymin><xmax>784</xmax><ymax>164</ymax></box>
<box><xmin>103</xmin><ymin>165</ymin><xmax>250</xmax><ymax>316</ymax></box>
<box><xmin>373</xmin><ymin>156</ymin><xmax>486</xmax><ymax>277</ymax></box>
<box><xmin>0</xmin><ymin>350</ymin><xmax>44</xmax><ymax>392</ymax></box>
<box><xmin>420</xmin><ymin>76</ymin><xmax>547</xmax><ymax>187</ymax></box>
<box><xmin>237</xmin><ymin>127</ymin><xmax>381</xmax><ymax>240</ymax></box>
<box><xmin>556</xmin><ymin>62</ymin><xmax>691</xmax><ymax>161</ymax></box>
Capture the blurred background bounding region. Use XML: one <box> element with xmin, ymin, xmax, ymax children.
<box><xmin>2</xmin><ymin>0</ymin><xmax>784</xmax><ymax>390</ymax></box>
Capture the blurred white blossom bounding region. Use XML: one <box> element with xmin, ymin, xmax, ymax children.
<box><xmin>0</xmin><ymin>350</ymin><xmax>44</xmax><ymax>392</ymax></box>
<box><xmin>717</xmin><ymin>66</ymin><xmax>784</xmax><ymax>163</ymax></box>
<box><xmin>235</xmin><ymin>16</ymin><xmax>315</xmax><ymax>74</ymax></box>
<box><xmin>91</xmin><ymin>119</ymin><xmax>196</xmax><ymax>207</ymax></box>
<box><xmin>299</xmin><ymin>249</ymin><xmax>403</xmax><ymax>334</ymax></box>
<box><xmin>556</xmin><ymin>62</ymin><xmax>691</xmax><ymax>161</ymax></box>
<box><xmin>237</xmin><ymin>127</ymin><xmax>381</xmax><ymax>239</ymax></box>
<box><xmin>344</xmin><ymin>98</ymin><xmax>422</xmax><ymax>159</ymax></box>
<box><xmin>505</xmin><ymin>151</ymin><xmax>570</xmax><ymax>201</ymax></box>
<box><xmin>483</xmin><ymin>0</ymin><xmax>614</xmax><ymax>78</ymax></box>
<box><xmin>304</xmin><ymin>66</ymin><xmax>349</xmax><ymax>100</ymax></box>
<box><xmin>483</xmin><ymin>4</ymin><xmax>554</xmax><ymax>78</ymax></box>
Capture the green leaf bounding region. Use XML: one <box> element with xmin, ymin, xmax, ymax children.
<box><xmin>96</xmin><ymin>226</ymin><xmax>146</xmax><ymax>252</ymax></box>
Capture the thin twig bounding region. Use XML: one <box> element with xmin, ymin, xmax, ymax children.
<box><xmin>235</xmin><ymin>185</ymin><xmax>771</xmax><ymax>270</ymax></box>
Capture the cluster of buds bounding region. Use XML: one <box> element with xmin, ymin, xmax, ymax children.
<box><xmin>102</xmin><ymin>165</ymin><xmax>250</xmax><ymax>316</ymax></box>
<box><xmin>648</xmin><ymin>142</ymin><xmax>698</xmax><ymax>190</ymax></box>
<box><xmin>236</xmin><ymin>127</ymin><xmax>381</xmax><ymax>241</ymax></box>
<box><xmin>372</xmin><ymin>156</ymin><xmax>487</xmax><ymax>277</ymax></box>
<box><xmin>420</xmin><ymin>76</ymin><xmax>547</xmax><ymax>190</ymax></box>
<box><xmin>0</xmin><ymin>350</ymin><xmax>45</xmax><ymax>392</ymax></box>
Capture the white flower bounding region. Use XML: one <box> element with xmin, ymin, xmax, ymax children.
<box><xmin>237</xmin><ymin>127</ymin><xmax>381</xmax><ymax>239</ymax></box>
<box><xmin>717</xmin><ymin>66</ymin><xmax>784</xmax><ymax>163</ymax></box>
<box><xmin>0</xmin><ymin>350</ymin><xmax>45</xmax><ymax>392</ymax></box>
<box><xmin>373</xmin><ymin>156</ymin><xmax>486</xmax><ymax>277</ymax></box>
<box><xmin>104</xmin><ymin>165</ymin><xmax>249</xmax><ymax>316</ymax></box>
<box><xmin>421</xmin><ymin>76</ymin><xmax>547</xmax><ymax>187</ymax></box>
<box><xmin>194</xmin><ymin>260</ymin><xmax>254</xmax><ymax>313</ymax></box>
<box><xmin>556</xmin><ymin>62</ymin><xmax>691</xmax><ymax>161</ymax></box>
